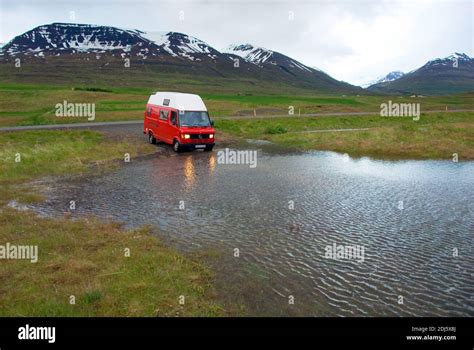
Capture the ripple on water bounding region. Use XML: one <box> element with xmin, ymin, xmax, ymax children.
<box><xmin>31</xmin><ymin>150</ymin><xmax>474</xmax><ymax>316</ymax></box>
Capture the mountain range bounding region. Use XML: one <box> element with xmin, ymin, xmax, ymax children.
<box><xmin>0</xmin><ymin>23</ymin><xmax>360</xmax><ymax>93</ymax></box>
<box><xmin>367</xmin><ymin>53</ymin><xmax>474</xmax><ymax>95</ymax></box>
<box><xmin>1</xmin><ymin>23</ymin><xmax>473</xmax><ymax>95</ymax></box>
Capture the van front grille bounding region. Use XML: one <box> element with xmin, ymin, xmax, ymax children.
<box><xmin>190</xmin><ymin>134</ymin><xmax>210</xmax><ymax>139</ymax></box>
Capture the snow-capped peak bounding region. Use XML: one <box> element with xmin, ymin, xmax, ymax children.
<box><xmin>222</xmin><ymin>43</ymin><xmax>315</xmax><ymax>73</ymax></box>
<box><xmin>363</xmin><ymin>70</ymin><xmax>405</xmax><ymax>87</ymax></box>
<box><xmin>1</xmin><ymin>23</ymin><xmax>320</xmax><ymax>74</ymax></box>
<box><xmin>0</xmin><ymin>23</ymin><xmax>223</xmax><ymax>61</ymax></box>
<box><xmin>139</xmin><ymin>31</ymin><xmax>219</xmax><ymax>60</ymax></box>
<box><xmin>444</xmin><ymin>52</ymin><xmax>471</xmax><ymax>61</ymax></box>
<box><xmin>425</xmin><ymin>52</ymin><xmax>472</xmax><ymax>67</ymax></box>
<box><xmin>223</xmin><ymin>43</ymin><xmax>274</xmax><ymax>65</ymax></box>
<box><xmin>1</xmin><ymin>23</ymin><xmax>151</xmax><ymax>56</ymax></box>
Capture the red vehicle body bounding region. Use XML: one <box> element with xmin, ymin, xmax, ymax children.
<box><xmin>143</xmin><ymin>92</ymin><xmax>215</xmax><ymax>152</ymax></box>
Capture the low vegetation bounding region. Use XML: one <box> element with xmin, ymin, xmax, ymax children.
<box><xmin>215</xmin><ymin>112</ymin><xmax>474</xmax><ymax>160</ymax></box>
<box><xmin>0</xmin><ymin>130</ymin><xmax>153</xmax><ymax>183</ymax></box>
<box><xmin>264</xmin><ymin>124</ymin><xmax>287</xmax><ymax>134</ymax></box>
<box><xmin>0</xmin><ymin>209</ymin><xmax>224</xmax><ymax>316</ymax></box>
<box><xmin>0</xmin><ymin>82</ymin><xmax>473</xmax><ymax>127</ymax></box>
<box><xmin>0</xmin><ymin>129</ymin><xmax>226</xmax><ymax>316</ymax></box>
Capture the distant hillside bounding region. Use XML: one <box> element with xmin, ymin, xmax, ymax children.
<box><xmin>367</xmin><ymin>53</ymin><xmax>474</xmax><ymax>95</ymax></box>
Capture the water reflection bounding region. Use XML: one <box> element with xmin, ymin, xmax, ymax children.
<box><xmin>183</xmin><ymin>155</ymin><xmax>196</xmax><ymax>191</ymax></box>
<box><xmin>208</xmin><ymin>153</ymin><xmax>216</xmax><ymax>174</ymax></box>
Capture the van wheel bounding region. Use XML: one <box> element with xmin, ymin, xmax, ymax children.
<box><xmin>173</xmin><ymin>140</ymin><xmax>181</xmax><ymax>152</ymax></box>
<box><xmin>204</xmin><ymin>145</ymin><xmax>214</xmax><ymax>152</ymax></box>
<box><xmin>148</xmin><ymin>133</ymin><xmax>156</xmax><ymax>144</ymax></box>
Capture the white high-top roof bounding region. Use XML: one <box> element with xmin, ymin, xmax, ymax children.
<box><xmin>148</xmin><ymin>92</ymin><xmax>207</xmax><ymax>111</ymax></box>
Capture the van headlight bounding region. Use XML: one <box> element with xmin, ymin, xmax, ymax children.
<box><xmin>182</xmin><ymin>134</ymin><xmax>190</xmax><ymax>139</ymax></box>
<box><xmin>209</xmin><ymin>134</ymin><xmax>214</xmax><ymax>138</ymax></box>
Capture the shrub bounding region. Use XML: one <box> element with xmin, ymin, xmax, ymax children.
<box><xmin>265</xmin><ymin>124</ymin><xmax>287</xmax><ymax>134</ymax></box>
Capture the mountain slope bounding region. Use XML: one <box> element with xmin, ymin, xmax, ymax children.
<box><xmin>0</xmin><ymin>23</ymin><xmax>363</xmax><ymax>93</ymax></box>
<box><xmin>223</xmin><ymin>43</ymin><xmax>360</xmax><ymax>92</ymax></box>
<box><xmin>223</xmin><ymin>43</ymin><xmax>314</xmax><ymax>72</ymax></box>
<box><xmin>1</xmin><ymin>23</ymin><xmax>156</xmax><ymax>55</ymax></box>
<box><xmin>368</xmin><ymin>53</ymin><xmax>474</xmax><ymax>95</ymax></box>
<box><xmin>363</xmin><ymin>71</ymin><xmax>404</xmax><ymax>88</ymax></box>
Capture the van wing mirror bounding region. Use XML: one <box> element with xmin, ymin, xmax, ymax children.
<box><xmin>210</xmin><ymin>120</ymin><xmax>214</xmax><ymax>126</ymax></box>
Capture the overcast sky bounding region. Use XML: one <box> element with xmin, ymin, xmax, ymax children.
<box><xmin>0</xmin><ymin>0</ymin><xmax>472</xmax><ymax>85</ymax></box>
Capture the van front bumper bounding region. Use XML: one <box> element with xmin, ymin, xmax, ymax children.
<box><xmin>183</xmin><ymin>142</ymin><xmax>215</xmax><ymax>150</ymax></box>
<box><xmin>180</xmin><ymin>137</ymin><xmax>215</xmax><ymax>145</ymax></box>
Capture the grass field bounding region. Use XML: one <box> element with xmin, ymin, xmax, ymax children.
<box><xmin>0</xmin><ymin>130</ymin><xmax>154</xmax><ymax>183</ymax></box>
<box><xmin>215</xmin><ymin>112</ymin><xmax>474</xmax><ymax>160</ymax></box>
<box><xmin>0</xmin><ymin>82</ymin><xmax>473</xmax><ymax>159</ymax></box>
<box><xmin>0</xmin><ymin>82</ymin><xmax>473</xmax><ymax>127</ymax></box>
<box><xmin>0</xmin><ymin>209</ymin><xmax>224</xmax><ymax>316</ymax></box>
<box><xmin>0</xmin><ymin>130</ymin><xmax>228</xmax><ymax>316</ymax></box>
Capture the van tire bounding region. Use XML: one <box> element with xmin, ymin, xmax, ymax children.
<box><xmin>173</xmin><ymin>140</ymin><xmax>181</xmax><ymax>152</ymax></box>
<box><xmin>148</xmin><ymin>133</ymin><xmax>156</xmax><ymax>144</ymax></box>
<box><xmin>204</xmin><ymin>145</ymin><xmax>214</xmax><ymax>152</ymax></box>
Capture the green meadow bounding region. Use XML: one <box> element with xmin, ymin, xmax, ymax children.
<box><xmin>215</xmin><ymin>112</ymin><xmax>474</xmax><ymax>160</ymax></box>
<box><xmin>0</xmin><ymin>82</ymin><xmax>473</xmax><ymax>127</ymax></box>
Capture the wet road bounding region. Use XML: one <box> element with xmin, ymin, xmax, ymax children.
<box><xmin>1</xmin><ymin>108</ymin><xmax>473</xmax><ymax>132</ymax></box>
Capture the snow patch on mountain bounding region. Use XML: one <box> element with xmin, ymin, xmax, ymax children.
<box><xmin>138</xmin><ymin>31</ymin><xmax>218</xmax><ymax>60</ymax></box>
<box><xmin>223</xmin><ymin>43</ymin><xmax>314</xmax><ymax>72</ymax></box>
<box><xmin>223</xmin><ymin>44</ymin><xmax>273</xmax><ymax>65</ymax></box>
<box><xmin>363</xmin><ymin>70</ymin><xmax>405</xmax><ymax>88</ymax></box>
<box><xmin>424</xmin><ymin>52</ymin><xmax>472</xmax><ymax>67</ymax></box>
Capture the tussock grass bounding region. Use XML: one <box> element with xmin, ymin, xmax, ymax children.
<box><xmin>215</xmin><ymin>112</ymin><xmax>474</xmax><ymax>159</ymax></box>
<box><xmin>0</xmin><ymin>130</ymin><xmax>152</xmax><ymax>183</ymax></box>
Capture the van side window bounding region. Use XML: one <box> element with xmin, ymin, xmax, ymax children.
<box><xmin>170</xmin><ymin>111</ymin><xmax>177</xmax><ymax>125</ymax></box>
<box><xmin>159</xmin><ymin>110</ymin><xmax>168</xmax><ymax>121</ymax></box>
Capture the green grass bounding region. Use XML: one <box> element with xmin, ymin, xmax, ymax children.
<box><xmin>0</xmin><ymin>130</ymin><xmax>153</xmax><ymax>183</ymax></box>
<box><xmin>0</xmin><ymin>82</ymin><xmax>473</xmax><ymax>127</ymax></box>
<box><xmin>215</xmin><ymin>112</ymin><xmax>474</xmax><ymax>160</ymax></box>
<box><xmin>74</xmin><ymin>87</ymin><xmax>113</xmax><ymax>93</ymax></box>
<box><xmin>0</xmin><ymin>208</ymin><xmax>224</xmax><ymax>316</ymax></box>
<box><xmin>201</xmin><ymin>93</ymin><xmax>364</xmax><ymax>106</ymax></box>
<box><xmin>215</xmin><ymin>112</ymin><xmax>470</xmax><ymax>136</ymax></box>
<box><xmin>0</xmin><ymin>129</ymin><xmax>229</xmax><ymax>316</ymax></box>
<box><xmin>265</xmin><ymin>124</ymin><xmax>288</xmax><ymax>134</ymax></box>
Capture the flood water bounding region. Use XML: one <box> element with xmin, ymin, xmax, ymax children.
<box><xmin>31</xmin><ymin>145</ymin><xmax>474</xmax><ymax>316</ymax></box>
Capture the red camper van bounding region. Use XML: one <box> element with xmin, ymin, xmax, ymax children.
<box><xmin>143</xmin><ymin>92</ymin><xmax>215</xmax><ymax>152</ymax></box>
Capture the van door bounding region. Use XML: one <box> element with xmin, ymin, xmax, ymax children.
<box><xmin>158</xmin><ymin>109</ymin><xmax>171</xmax><ymax>143</ymax></box>
<box><xmin>169</xmin><ymin>110</ymin><xmax>179</xmax><ymax>142</ymax></box>
<box><xmin>146</xmin><ymin>105</ymin><xmax>159</xmax><ymax>136</ymax></box>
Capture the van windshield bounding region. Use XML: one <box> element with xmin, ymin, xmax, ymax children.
<box><xmin>179</xmin><ymin>111</ymin><xmax>211</xmax><ymax>127</ymax></box>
